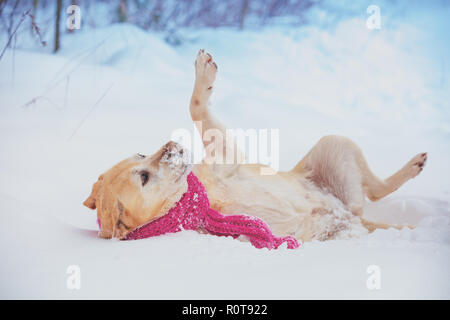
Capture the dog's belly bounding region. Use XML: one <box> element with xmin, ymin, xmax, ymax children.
<box><xmin>193</xmin><ymin>164</ymin><xmax>362</xmax><ymax>241</ymax></box>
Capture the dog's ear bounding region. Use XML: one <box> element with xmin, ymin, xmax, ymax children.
<box><xmin>83</xmin><ymin>175</ymin><xmax>104</xmax><ymax>210</ymax></box>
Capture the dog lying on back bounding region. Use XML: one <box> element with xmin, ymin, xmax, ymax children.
<box><xmin>84</xmin><ymin>50</ymin><xmax>426</xmax><ymax>241</ymax></box>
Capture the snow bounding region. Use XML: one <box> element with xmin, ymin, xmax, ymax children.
<box><xmin>0</xmin><ymin>2</ymin><xmax>449</xmax><ymax>299</ymax></box>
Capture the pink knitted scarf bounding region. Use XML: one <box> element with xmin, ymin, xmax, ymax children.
<box><xmin>117</xmin><ymin>172</ymin><xmax>299</xmax><ymax>249</ymax></box>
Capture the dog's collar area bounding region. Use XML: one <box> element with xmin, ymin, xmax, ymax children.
<box><xmin>119</xmin><ymin>172</ymin><xmax>300</xmax><ymax>250</ymax></box>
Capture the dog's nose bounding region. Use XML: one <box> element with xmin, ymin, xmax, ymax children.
<box><xmin>164</xmin><ymin>141</ymin><xmax>183</xmax><ymax>153</ymax></box>
<box><xmin>165</xmin><ymin>141</ymin><xmax>178</xmax><ymax>150</ymax></box>
<box><xmin>162</xmin><ymin>141</ymin><xmax>190</xmax><ymax>165</ymax></box>
<box><xmin>164</xmin><ymin>141</ymin><xmax>186</xmax><ymax>156</ymax></box>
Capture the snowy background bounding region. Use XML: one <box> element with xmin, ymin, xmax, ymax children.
<box><xmin>0</xmin><ymin>0</ymin><xmax>449</xmax><ymax>299</ymax></box>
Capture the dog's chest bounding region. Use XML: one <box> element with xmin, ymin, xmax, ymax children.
<box><xmin>197</xmin><ymin>165</ymin><xmax>329</xmax><ymax>217</ymax></box>
<box><xmin>193</xmin><ymin>164</ymin><xmax>359</xmax><ymax>240</ymax></box>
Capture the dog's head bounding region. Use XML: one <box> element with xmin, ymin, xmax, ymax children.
<box><xmin>83</xmin><ymin>141</ymin><xmax>191</xmax><ymax>239</ymax></box>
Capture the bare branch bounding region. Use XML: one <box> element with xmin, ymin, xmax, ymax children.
<box><xmin>0</xmin><ymin>8</ymin><xmax>30</xmax><ymax>61</ymax></box>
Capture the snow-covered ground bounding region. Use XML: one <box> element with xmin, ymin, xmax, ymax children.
<box><xmin>0</xmin><ymin>2</ymin><xmax>449</xmax><ymax>299</ymax></box>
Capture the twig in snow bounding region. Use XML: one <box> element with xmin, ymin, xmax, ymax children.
<box><xmin>67</xmin><ymin>82</ymin><xmax>115</xmax><ymax>141</ymax></box>
<box><xmin>12</xmin><ymin>32</ymin><xmax>16</xmax><ymax>86</ymax></box>
<box><xmin>45</xmin><ymin>37</ymin><xmax>109</xmax><ymax>90</ymax></box>
<box><xmin>64</xmin><ymin>75</ymin><xmax>70</xmax><ymax>109</ymax></box>
<box><xmin>22</xmin><ymin>95</ymin><xmax>60</xmax><ymax>110</ymax></box>
<box><xmin>28</xmin><ymin>12</ymin><xmax>47</xmax><ymax>47</ymax></box>
<box><xmin>20</xmin><ymin>36</ymin><xmax>110</xmax><ymax>111</ymax></box>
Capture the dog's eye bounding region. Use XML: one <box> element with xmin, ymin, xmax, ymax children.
<box><xmin>137</xmin><ymin>153</ymin><xmax>145</xmax><ymax>159</ymax></box>
<box><xmin>140</xmin><ymin>171</ymin><xmax>150</xmax><ymax>186</ymax></box>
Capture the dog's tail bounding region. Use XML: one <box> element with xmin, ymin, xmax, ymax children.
<box><xmin>361</xmin><ymin>218</ymin><xmax>415</xmax><ymax>233</ymax></box>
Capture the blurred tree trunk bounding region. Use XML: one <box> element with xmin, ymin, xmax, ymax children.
<box><xmin>32</xmin><ymin>0</ymin><xmax>38</xmax><ymax>15</ymax></box>
<box><xmin>31</xmin><ymin>0</ymin><xmax>38</xmax><ymax>34</ymax></box>
<box><xmin>118</xmin><ymin>0</ymin><xmax>128</xmax><ymax>22</ymax></box>
<box><xmin>239</xmin><ymin>0</ymin><xmax>250</xmax><ymax>30</ymax></box>
<box><xmin>54</xmin><ymin>0</ymin><xmax>62</xmax><ymax>52</ymax></box>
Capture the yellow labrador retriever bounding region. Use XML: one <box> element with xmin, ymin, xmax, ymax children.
<box><xmin>83</xmin><ymin>50</ymin><xmax>426</xmax><ymax>241</ymax></box>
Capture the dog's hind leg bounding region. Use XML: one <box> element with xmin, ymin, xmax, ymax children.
<box><xmin>359</xmin><ymin>152</ymin><xmax>427</xmax><ymax>202</ymax></box>
<box><xmin>292</xmin><ymin>135</ymin><xmax>366</xmax><ymax>215</ymax></box>
<box><xmin>292</xmin><ymin>135</ymin><xmax>427</xmax><ymax>215</ymax></box>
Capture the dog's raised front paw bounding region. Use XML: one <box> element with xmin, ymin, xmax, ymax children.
<box><xmin>194</xmin><ymin>49</ymin><xmax>217</xmax><ymax>91</ymax></box>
